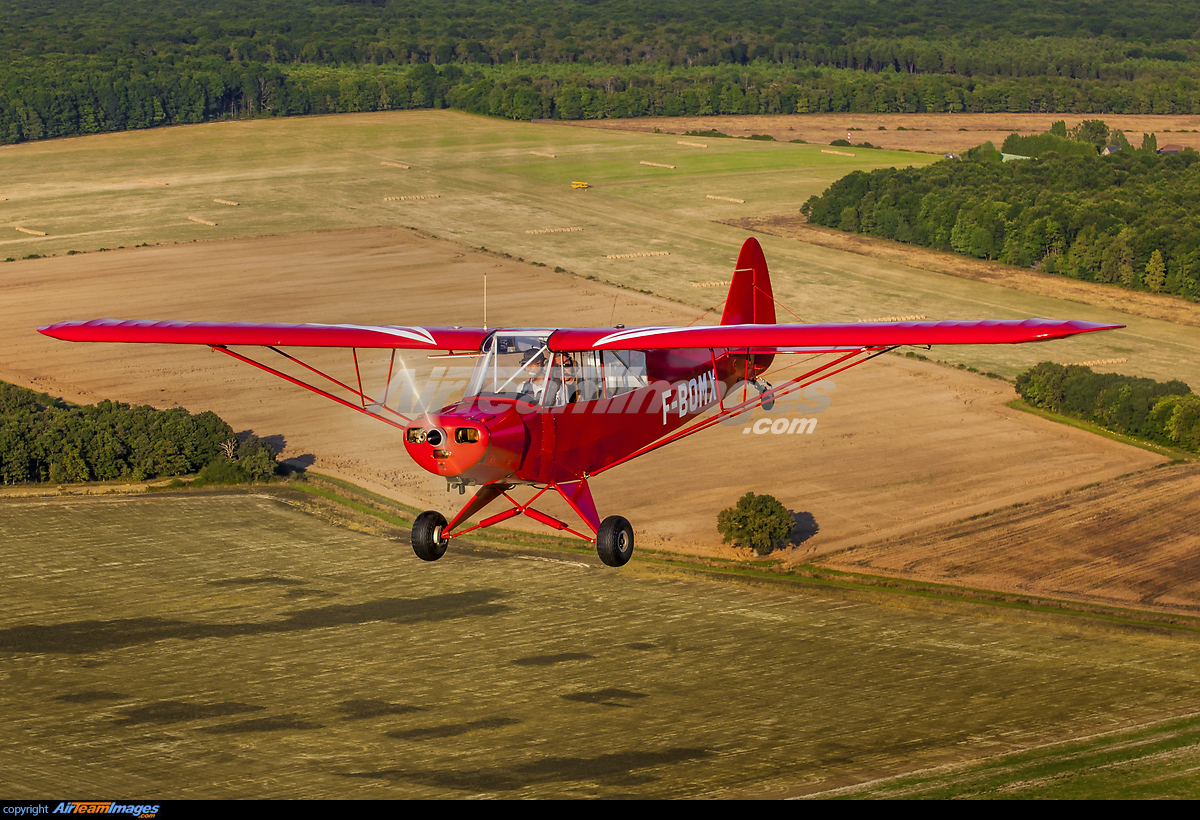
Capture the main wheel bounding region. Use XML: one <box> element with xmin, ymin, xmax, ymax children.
<box><xmin>596</xmin><ymin>515</ymin><xmax>634</xmax><ymax>567</ymax></box>
<box><xmin>412</xmin><ymin>510</ymin><xmax>449</xmax><ymax>561</ymax></box>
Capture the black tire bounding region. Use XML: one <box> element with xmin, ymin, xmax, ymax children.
<box><xmin>596</xmin><ymin>515</ymin><xmax>634</xmax><ymax>567</ymax></box>
<box><xmin>412</xmin><ymin>510</ymin><xmax>449</xmax><ymax>562</ymax></box>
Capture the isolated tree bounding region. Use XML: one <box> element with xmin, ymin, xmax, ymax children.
<box><xmin>717</xmin><ymin>492</ymin><xmax>794</xmax><ymax>555</ymax></box>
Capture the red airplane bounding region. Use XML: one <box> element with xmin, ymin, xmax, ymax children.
<box><xmin>39</xmin><ymin>238</ymin><xmax>1121</xmax><ymax>567</ymax></box>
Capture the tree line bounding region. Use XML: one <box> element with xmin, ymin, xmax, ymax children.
<box><xmin>1016</xmin><ymin>363</ymin><xmax>1199</xmax><ymax>452</ymax></box>
<box><xmin>6</xmin><ymin>0</ymin><xmax>1200</xmax><ymax>143</ymax></box>
<box><xmin>14</xmin><ymin>58</ymin><xmax>1200</xmax><ymax>145</ymax></box>
<box><xmin>802</xmin><ymin>122</ymin><xmax>1200</xmax><ymax>299</ymax></box>
<box><xmin>0</xmin><ymin>380</ymin><xmax>277</xmax><ymax>485</ymax></box>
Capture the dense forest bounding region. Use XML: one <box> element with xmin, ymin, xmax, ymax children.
<box><xmin>1016</xmin><ymin>362</ymin><xmax>1199</xmax><ymax>452</ymax></box>
<box><xmin>803</xmin><ymin>121</ymin><xmax>1200</xmax><ymax>299</ymax></box>
<box><xmin>0</xmin><ymin>381</ymin><xmax>277</xmax><ymax>485</ymax></box>
<box><xmin>5</xmin><ymin>0</ymin><xmax>1200</xmax><ymax>142</ymax></box>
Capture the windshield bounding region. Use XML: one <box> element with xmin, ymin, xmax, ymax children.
<box><xmin>466</xmin><ymin>331</ymin><xmax>555</xmax><ymax>402</ymax></box>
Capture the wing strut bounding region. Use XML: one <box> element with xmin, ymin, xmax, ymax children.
<box><xmin>589</xmin><ymin>346</ymin><xmax>896</xmax><ymax>477</ymax></box>
<box><xmin>210</xmin><ymin>345</ymin><xmax>412</xmax><ymax>430</ymax></box>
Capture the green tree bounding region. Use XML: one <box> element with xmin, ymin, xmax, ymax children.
<box><xmin>1145</xmin><ymin>249</ymin><xmax>1167</xmax><ymax>292</ymax></box>
<box><xmin>717</xmin><ymin>492</ymin><xmax>794</xmax><ymax>555</ymax></box>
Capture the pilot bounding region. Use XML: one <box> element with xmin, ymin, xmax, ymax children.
<box><xmin>516</xmin><ymin>350</ymin><xmax>548</xmax><ymax>402</ymax></box>
<box><xmin>517</xmin><ymin>351</ymin><xmax>577</xmax><ymax>405</ymax></box>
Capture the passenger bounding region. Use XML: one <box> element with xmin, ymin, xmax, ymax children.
<box><xmin>543</xmin><ymin>352</ymin><xmax>578</xmax><ymax>406</ymax></box>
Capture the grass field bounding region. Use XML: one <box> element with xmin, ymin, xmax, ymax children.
<box><xmin>816</xmin><ymin>711</ymin><xmax>1200</xmax><ymax>798</ymax></box>
<box><xmin>4</xmin><ymin>109</ymin><xmax>1192</xmax><ymax>384</ymax></box>
<box><xmin>4</xmin><ymin>494</ymin><xmax>1200</xmax><ymax>799</ymax></box>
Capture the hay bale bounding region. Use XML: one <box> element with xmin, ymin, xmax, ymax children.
<box><xmin>1067</xmin><ymin>358</ymin><xmax>1128</xmax><ymax>367</ymax></box>
<box><xmin>677</xmin><ymin>141</ymin><xmax>708</xmax><ymax>148</ymax></box>
<box><xmin>213</xmin><ymin>198</ymin><xmax>239</xmax><ymax>206</ymax></box>
<box><xmin>857</xmin><ymin>315</ymin><xmax>927</xmax><ymax>323</ymax></box>
<box><xmin>525</xmin><ymin>227</ymin><xmax>583</xmax><ymax>235</ymax></box>
<box><xmin>385</xmin><ymin>194</ymin><xmax>440</xmax><ymax>201</ymax></box>
<box><xmin>821</xmin><ymin>149</ymin><xmax>856</xmax><ymax>158</ymax></box>
<box><xmin>691</xmin><ymin>280</ymin><xmax>731</xmax><ymax>288</ymax></box>
<box><xmin>140</xmin><ymin>179</ymin><xmax>169</xmax><ymax>186</ymax></box>
<box><xmin>530</xmin><ymin>151</ymin><xmax>556</xmax><ymax>158</ymax></box>
<box><xmin>187</xmin><ymin>216</ymin><xmax>217</xmax><ymax>226</ymax></box>
<box><xmin>381</xmin><ymin>161</ymin><xmax>410</xmax><ymax>169</ymax></box>
<box><xmin>706</xmin><ymin>195</ymin><xmax>745</xmax><ymax>204</ymax></box>
<box><xmin>640</xmin><ymin>161</ymin><xmax>676</xmax><ymax>169</ymax></box>
<box><xmin>15</xmin><ymin>226</ymin><xmax>46</xmax><ymax>236</ymax></box>
<box><xmin>606</xmin><ymin>251</ymin><xmax>670</xmax><ymax>259</ymax></box>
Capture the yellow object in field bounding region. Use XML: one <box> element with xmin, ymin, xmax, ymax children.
<box><xmin>571</xmin><ymin>181</ymin><xmax>590</xmax><ymax>189</ymax></box>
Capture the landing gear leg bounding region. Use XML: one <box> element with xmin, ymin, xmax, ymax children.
<box><xmin>596</xmin><ymin>515</ymin><xmax>634</xmax><ymax>567</ymax></box>
<box><xmin>412</xmin><ymin>510</ymin><xmax>449</xmax><ymax>561</ymax></box>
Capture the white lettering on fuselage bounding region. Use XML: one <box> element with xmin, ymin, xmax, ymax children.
<box><xmin>662</xmin><ymin>368</ymin><xmax>719</xmax><ymax>425</ymax></box>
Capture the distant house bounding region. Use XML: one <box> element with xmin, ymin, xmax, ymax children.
<box><xmin>1102</xmin><ymin>145</ymin><xmax>1122</xmax><ymax>155</ymax></box>
<box><xmin>1158</xmin><ymin>144</ymin><xmax>1185</xmax><ymax>154</ymax></box>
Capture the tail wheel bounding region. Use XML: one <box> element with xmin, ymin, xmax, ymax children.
<box><xmin>596</xmin><ymin>515</ymin><xmax>634</xmax><ymax>568</ymax></box>
<box><xmin>412</xmin><ymin>510</ymin><xmax>449</xmax><ymax>561</ymax></box>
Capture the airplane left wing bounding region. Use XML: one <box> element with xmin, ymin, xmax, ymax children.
<box><xmin>38</xmin><ymin>319</ymin><xmax>489</xmax><ymax>352</ymax></box>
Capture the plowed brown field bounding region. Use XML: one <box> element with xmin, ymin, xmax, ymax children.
<box><xmin>819</xmin><ymin>462</ymin><xmax>1200</xmax><ymax>617</ymax></box>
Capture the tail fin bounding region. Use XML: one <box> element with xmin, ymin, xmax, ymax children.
<box><xmin>720</xmin><ymin>237</ymin><xmax>776</xmax><ymax>326</ymax></box>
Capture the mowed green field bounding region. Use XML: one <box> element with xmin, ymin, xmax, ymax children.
<box><xmin>3</xmin><ymin>109</ymin><xmax>1194</xmax><ymax>384</ymax></box>
<box><xmin>4</xmin><ymin>494</ymin><xmax>1200</xmax><ymax>799</ymax></box>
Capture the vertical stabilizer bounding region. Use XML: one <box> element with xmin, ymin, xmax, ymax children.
<box><xmin>720</xmin><ymin>237</ymin><xmax>777</xmax><ymax>326</ymax></box>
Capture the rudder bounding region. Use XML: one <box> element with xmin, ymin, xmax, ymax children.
<box><xmin>720</xmin><ymin>237</ymin><xmax>776</xmax><ymax>326</ymax></box>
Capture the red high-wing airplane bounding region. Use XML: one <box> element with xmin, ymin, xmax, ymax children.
<box><xmin>40</xmin><ymin>238</ymin><xmax>1121</xmax><ymax>567</ymax></box>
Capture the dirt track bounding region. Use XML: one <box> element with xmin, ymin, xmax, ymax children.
<box><xmin>2</xmin><ymin>227</ymin><xmax>1165</xmax><ymax>577</ymax></box>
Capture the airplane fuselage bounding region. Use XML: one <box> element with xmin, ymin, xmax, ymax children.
<box><xmin>402</xmin><ymin>332</ymin><xmax>771</xmax><ymax>486</ymax></box>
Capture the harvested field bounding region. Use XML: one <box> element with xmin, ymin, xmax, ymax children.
<box><xmin>0</xmin><ymin>228</ymin><xmax>1164</xmax><ymax>576</ymax></box>
<box><xmin>571</xmin><ymin>113</ymin><xmax>1200</xmax><ymax>155</ymax></box>
<box><xmin>817</xmin><ymin>462</ymin><xmax>1200</xmax><ymax>618</ymax></box>
<box><xmin>0</xmin><ymin>109</ymin><xmax>1182</xmax><ymax>382</ymax></box>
